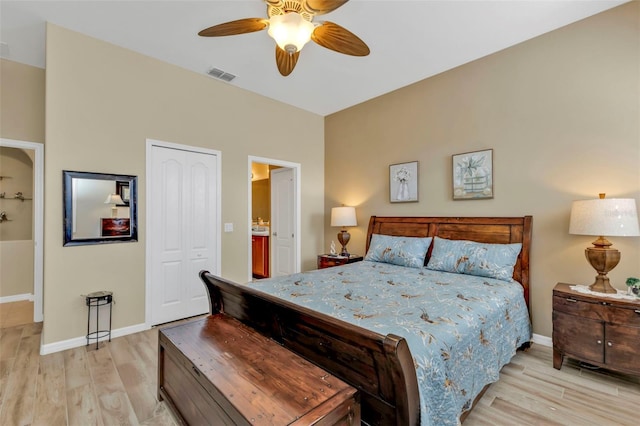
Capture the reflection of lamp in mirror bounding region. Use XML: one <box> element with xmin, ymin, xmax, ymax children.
<box><xmin>331</xmin><ymin>206</ymin><xmax>357</xmax><ymax>257</ymax></box>
<box><xmin>569</xmin><ymin>193</ymin><xmax>640</xmax><ymax>293</ymax></box>
<box><xmin>104</xmin><ymin>193</ymin><xmax>124</xmax><ymax>218</ymax></box>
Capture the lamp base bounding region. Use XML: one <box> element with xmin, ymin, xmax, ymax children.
<box><xmin>589</xmin><ymin>274</ymin><xmax>617</xmax><ymax>294</ymax></box>
<box><xmin>337</xmin><ymin>229</ymin><xmax>351</xmax><ymax>257</ymax></box>
<box><xmin>585</xmin><ymin>246</ymin><xmax>620</xmax><ymax>294</ymax></box>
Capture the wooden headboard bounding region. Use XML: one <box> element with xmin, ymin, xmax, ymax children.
<box><xmin>366</xmin><ymin>216</ymin><xmax>533</xmax><ymax>309</ymax></box>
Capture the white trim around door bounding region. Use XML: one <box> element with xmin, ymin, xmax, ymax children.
<box><xmin>0</xmin><ymin>138</ymin><xmax>44</xmax><ymax>323</ymax></box>
<box><xmin>247</xmin><ymin>156</ymin><xmax>301</xmax><ymax>282</ymax></box>
<box><xmin>145</xmin><ymin>139</ymin><xmax>222</xmax><ymax>327</ymax></box>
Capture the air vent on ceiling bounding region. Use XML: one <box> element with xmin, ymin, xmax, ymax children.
<box><xmin>207</xmin><ymin>67</ymin><xmax>236</xmax><ymax>82</ymax></box>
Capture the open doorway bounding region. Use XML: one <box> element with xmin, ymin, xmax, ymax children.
<box><xmin>0</xmin><ymin>138</ymin><xmax>44</xmax><ymax>326</ymax></box>
<box><xmin>248</xmin><ymin>156</ymin><xmax>301</xmax><ymax>282</ymax></box>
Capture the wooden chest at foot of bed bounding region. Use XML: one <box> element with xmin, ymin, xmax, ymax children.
<box><xmin>158</xmin><ymin>314</ymin><xmax>361</xmax><ymax>425</ymax></box>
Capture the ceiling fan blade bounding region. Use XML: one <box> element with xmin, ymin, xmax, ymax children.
<box><xmin>198</xmin><ymin>18</ymin><xmax>268</xmax><ymax>37</ymax></box>
<box><xmin>275</xmin><ymin>45</ymin><xmax>300</xmax><ymax>76</ymax></box>
<box><xmin>311</xmin><ymin>21</ymin><xmax>369</xmax><ymax>56</ymax></box>
<box><xmin>301</xmin><ymin>0</ymin><xmax>349</xmax><ymax>15</ymax></box>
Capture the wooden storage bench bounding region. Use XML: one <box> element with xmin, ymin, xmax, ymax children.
<box><xmin>158</xmin><ymin>314</ymin><xmax>361</xmax><ymax>425</ymax></box>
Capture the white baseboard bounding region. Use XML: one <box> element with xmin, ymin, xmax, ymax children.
<box><xmin>0</xmin><ymin>293</ymin><xmax>34</xmax><ymax>303</ymax></box>
<box><xmin>532</xmin><ymin>333</ymin><xmax>552</xmax><ymax>347</ymax></box>
<box><xmin>38</xmin><ymin>325</ymin><xmax>553</xmax><ymax>355</ymax></box>
<box><xmin>40</xmin><ymin>322</ymin><xmax>150</xmax><ymax>355</ymax></box>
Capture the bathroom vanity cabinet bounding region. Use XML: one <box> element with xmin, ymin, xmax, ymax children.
<box><xmin>252</xmin><ymin>235</ymin><xmax>269</xmax><ymax>279</ymax></box>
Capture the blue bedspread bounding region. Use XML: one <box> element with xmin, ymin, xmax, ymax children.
<box><xmin>249</xmin><ymin>260</ymin><xmax>531</xmax><ymax>426</ymax></box>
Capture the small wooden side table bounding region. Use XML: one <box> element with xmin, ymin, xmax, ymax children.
<box><xmin>317</xmin><ymin>254</ymin><xmax>363</xmax><ymax>269</ymax></box>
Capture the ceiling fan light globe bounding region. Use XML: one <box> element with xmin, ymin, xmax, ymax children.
<box><xmin>268</xmin><ymin>12</ymin><xmax>314</xmax><ymax>53</ymax></box>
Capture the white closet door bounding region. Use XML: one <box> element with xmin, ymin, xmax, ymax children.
<box><xmin>270</xmin><ymin>167</ymin><xmax>296</xmax><ymax>277</ymax></box>
<box><xmin>150</xmin><ymin>145</ymin><xmax>217</xmax><ymax>325</ymax></box>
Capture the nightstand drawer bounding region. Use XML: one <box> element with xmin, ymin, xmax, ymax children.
<box><xmin>553</xmin><ymin>295</ymin><xmax>640</xmax><ymax>326</ymax></box>
<box><xmin>553</xmin><ymin>295</ymin><xmax>603</xmax><ymax>321</ymax></box>
<box><xmin>608</xmin><ymin>305</ymin><xmax>640</xmax><ymax>327</ymax></box>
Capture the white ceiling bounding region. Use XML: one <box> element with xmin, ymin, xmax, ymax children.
<box><xmin>0</xmin><ymin>0</ymin><xmax>627</xmax><ymax>116</ymax></box>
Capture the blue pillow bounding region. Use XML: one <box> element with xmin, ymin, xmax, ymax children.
<box><xmin>365</xmin><ymin>234</ymin><xmax>432</xmax><ymax>268</ymax></box>
<box><xmin>426</xmin><ymin>236</ymin><xmax>521</xmax><ymax>282</ymax></box>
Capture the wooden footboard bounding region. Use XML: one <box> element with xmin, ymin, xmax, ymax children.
<box><xmin>199</xmin><ymin>271</ymin><xmax>420</xmax><ymax>426</ymax></box>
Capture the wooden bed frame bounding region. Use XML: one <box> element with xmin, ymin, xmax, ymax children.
<box><xmin>199</xmin><ymin>216</ymin><xmax>532</xmax><ymax>425</ymax></box>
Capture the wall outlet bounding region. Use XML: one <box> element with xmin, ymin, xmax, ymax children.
<box><xmin>224</xmin><ymin>223</ymin><xmax>233</xmax><ymax>232</ymax></box>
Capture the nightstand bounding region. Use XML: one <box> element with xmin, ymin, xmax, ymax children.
<box><xmin>317</xmin><ymin>254</ymin><xmax>363</xmax><ymax>269</ymax></box>
<box><xmin>552</xmin><ymin>282</ymin><xmax>640</xmax><ymax>376</ymax></box>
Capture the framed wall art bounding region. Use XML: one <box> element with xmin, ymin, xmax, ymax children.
<box><xmin>116</xmin><ymin>181</ymin><xmax>130</xmax><ymax>206</ymax></box>
<box><xmin>452</xmin><ymin>149</ymin><xmax>493</xmax><ymax>200</ymax></box>
<box><xmin>390</xmin><ymin>161</ymin><xmax>418</xmax><ymax>203</ymax></box>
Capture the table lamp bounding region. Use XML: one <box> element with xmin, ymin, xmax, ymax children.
<box><xmin>331</xmin><ymin>206</ymin><xmax>357</xmax><ymax>257</ymax></box>
<box><xmin>569</xmin><ymin>194</ymin><xmax>639</xmax><ymax>293</ymax></box>
<box><xmin>104</xmin><ymin>193</ymin><xmax>124</xmax><ymax>218</ymax></box>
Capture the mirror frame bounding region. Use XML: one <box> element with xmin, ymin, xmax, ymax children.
<box><xmin>63</xmin><ymin>170</ymin><xmax>138</xmax><ymax>246</ymax></box>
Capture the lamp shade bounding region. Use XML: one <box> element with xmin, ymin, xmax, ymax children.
<box><xmin>267</xmin><ymin>12</ymin><xmax>315</xmax><ymax>54</ymax></box>
<box><xmin>569</xmin><ymin>198</ymin><xmax>639</xmax><ymax>237</ymax></box>
<box><xmin>104</xmin><ymin>193</ymin><xmax>124</xmax><ymax>205</ymax></box>
<box><xmin>331</xmin><ymin>206</ymin><xmax>357</xmax><ymax>227</ymax></box>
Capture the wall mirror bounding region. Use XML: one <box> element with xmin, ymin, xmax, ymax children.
<box><xmin>63</xmin><ymin>170</ymin><xmax>138</xmax><ymax>246</ymax></box>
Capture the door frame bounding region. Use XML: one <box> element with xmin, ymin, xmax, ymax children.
<box><xmin>247</xmin><ymin>156</ymin><xmax>301</xmax><ymax>282</ymax></box>
<box><xmin>0</xmin><ymin>138</ymin><xmax>44</xmax><ymax>323</ymax></box>
<box><xmin>145</xmin><ymin>138</ymin><xmax>222</xmax><ymax>327</ymax></box>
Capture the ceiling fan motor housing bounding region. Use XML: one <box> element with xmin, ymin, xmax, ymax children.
<box><xmin>267</xmin><ymin>0</ymin><xmax>314</xmax><ymax>21</ymax></box>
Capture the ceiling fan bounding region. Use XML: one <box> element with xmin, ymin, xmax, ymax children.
<box><xmin>198</xmin><ymin>0</ymin><xmax>369</xmax><ymax>76</ymax></box>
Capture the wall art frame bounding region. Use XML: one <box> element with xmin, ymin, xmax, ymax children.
<box><xmin>452</xmin><ymin>149</ymin><xmax>493</xmax><ymax>200</ymax></box>
<box><xmin>389</xmin><ymin>161</ymin><xmax>418</xmax><ymax>203</ymax></box>
<box><xmin>116</xmin><ymin>181</ymin><xmax>130</xmax><ymax>206</ymax></box>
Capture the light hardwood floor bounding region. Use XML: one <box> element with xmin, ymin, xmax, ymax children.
<box><xmin>0</xmin><ymin>301</ymin><xmax>34</xmax><ymax>329</ymax></box>
<box><xmin>0</xmin><ymin>319</ymin><xmax>637</xmax><ymax>425</ymax></box>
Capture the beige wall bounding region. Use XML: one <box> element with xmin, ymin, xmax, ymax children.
<box><xmin>0</xmin><ymin>241</ymin><xmax>34</xmax><ymax>297</ymax></box>
<box><xmin>325</xmin><ymin>2</ymin><xmax>640</xmax><ymax>338</ymax></box>
<box><xmin>0</xmin><ymin>59</ymin><xmax>44</xmax><ymax>299</ymax></box>
<box><xmin>44</xmin><ymin>24</ymin><xmax>324</xmax><ymax>344</ymax></box>
<box><xmin>0</xmin><ymin>59</ymin><xmax>46</xmax><ymax>143</ymax></box>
